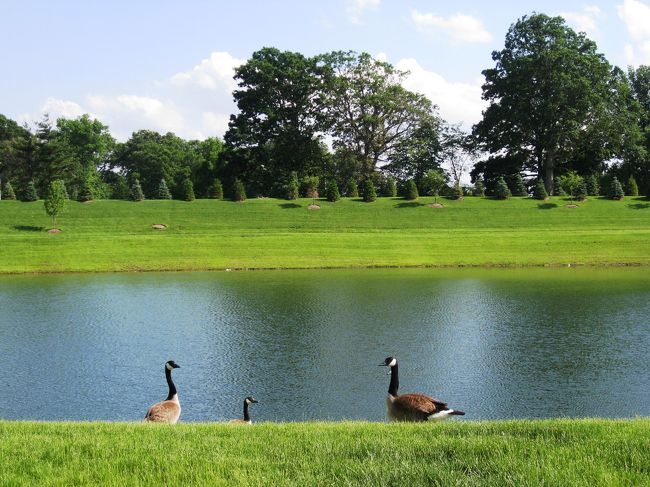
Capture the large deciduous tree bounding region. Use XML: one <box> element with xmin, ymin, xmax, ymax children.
<box><xmin>321</xmin><ymin>51</ymin><xmax>439</xmax><ymax>178</ymax></box>
<box><xmin>474</xmin><ymin>13</ymin><xmax>640</xmax><ymax>193</ymax></box>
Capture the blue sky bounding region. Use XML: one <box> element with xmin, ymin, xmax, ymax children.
<box><xmin>2</xmin><ymin>0</ymin><xmax>650</xmax><ymax>140</ymax></box>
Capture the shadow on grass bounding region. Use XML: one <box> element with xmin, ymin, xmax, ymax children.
<box><xmin>279</xmin><ymin>203</ymin><xmax>302</xmax><ymax>209</ymax></box>
<box><xmin>13</xmin><ymin>225</ymin><xmax>46</xmax><ymax>232</ymax></box>
<box><xmin>395</xmin><ymin>201</ymin><xmax>425</xmax><ymax>208</ymax></box>
<box><xmin>537</xmin><ymin>203</ymin><xmax>558</xmax><ymax>210</ymax></box>
<box><xmin>628</xmin><ymin>203</ymin><xmax>650</xmax><ymax>210</ymax></box>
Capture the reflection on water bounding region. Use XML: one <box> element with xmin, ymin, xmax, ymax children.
<box><xmin>0</xmin><ymin>268</ymin><xmax>648</xmax><ymax>422</ymax></box>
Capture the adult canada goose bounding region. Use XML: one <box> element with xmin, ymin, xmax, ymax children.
<box><xmin>379</xmin><ymin>356</ymin><xmax>465</xmax><ymax>422</ymax></box>
<box><xmin>144</xmin><ymin>360</ymin><xmax>181</xmax><ymax>424</ymax></box>
<box><xmin>229</xmin><ymin>396</ymin><xmax>259</xmax><ymax>424</ymax></box>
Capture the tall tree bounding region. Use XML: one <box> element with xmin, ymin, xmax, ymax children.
<box><xmin>321</xmin><ymin>51</ymin><xmax>440</xmax><ymax>177</ymax></box>
<box><xmin>474</xmin><ymin>13</ymin><xmax>637</xmax><ymax>193</ymax></box>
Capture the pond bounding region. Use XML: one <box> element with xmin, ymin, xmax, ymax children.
<box><xmin>0</xmin><ymin>268</ymin><xmax>648</xmax><ymax>422</ymax></box>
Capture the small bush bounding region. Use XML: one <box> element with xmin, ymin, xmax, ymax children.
<box><xmin>209</xmin><ymin>179</ymin><xmax>223</xmax><ymax>199</ymax></box>
<box><xmin>286</xmin><ymin>172</ymin><xmax>300</xmax><ymax>200</ymax></box>
<box><xmin>181</xmin><ymin>178</ymin><xmax>195</xmax><ymax>201</ymax></box>
<box><xmin>473</xmin><ymin>178</ymin><xmax>485</xmax><ymax>197</ymax></box>
<box><xmin>609</xmin><ymin>176</ymin><xmax>624</xmax><ymax>200</ymax></box>
<box><xmin>382</xmin><ymin>177</ymin><xmax>397</xmax><ymax>197</ymax></box>
<box><xmin>78</xmin><ymin>178</ymin><xmax>93</xmax><ymax>202</ymax></box>
<box><xmin>44</xmin><ymin>180</ymin><xmax>67</xmax><ymax>227</ymax></box>
<box><xmin>130</xmin><ymin>179</ymin><xmax>144</xmax><ymax>202</ymax></box>
<box><xmin>2</xmin><ymin>181</ymin><xmax>16</xmax><ymax>200</ymax></box>
<box><xmin>627</xmin><ymin>175</ymin><xmax>639</xmax><ymax>196</ymax></box>
<box><xmin>157</xmin><ymin>179</ymin><xmax>172</xmax><ymax>200</ymax></box>
<box><xmin>494</xmin><ymin>177</ymin><xmax>511</xmax><ymax>200</ymax></box>
<box><xmin>573</xmin><ymin>179</ymin><xmax>587</xmax><ymax>201</ymax></box>
<box><xmin>326</xmin><ymin>180</ymin><xmax>340</xmax><ymax>202</ymax></box>
<box><xmin>553</xmin><ymin>177</ymin><xmax>566</xmax><ymax>196</ymax></box>
<box><xmin>450</xmin><ymin>183</ymin><xmax>463</xmax><ymax>200</ymax></box>
<box><xmin>510</xmin><ymin>174</ymin><xmax>528</xmax><ymax>196</ymax></box>
<box><xmin>585</xmin><ymin>174</ymin><xmax>600</xmax><ymax>196</ymax></box>
<box><xmin>533</xmin><ymin>180</ymin><xmax>548</xmax><ymax>200</ymax></box>
<box><xmin>302</xmin><ymin>175</ymin><xmax>319</xmax><ymax>198</ymax></box>
<box><xmin>233</xmin><ymin>178</ymin><xmax>246</xmax><ymax>202</ymax></box>
<box><xmin>22</xmin><ymin>181</ymin><xmax>38</xmax><ymax>202</ymax></box>
<box><xmin>111</xmin><ymin>177</ymin><xmax>130</xmax><ymax>200</ymax></box>
<box><xmin>404</xmin><ymin>180</ymin><xmax>419</xmax><ymax>200</ymax></box>
<box><xmin>346</xmin><ymin>178</ymin><xmax>358</xmax><ymax>198</ymax></box>
<box><xmin>362</xmin><ymin>179</ymin><xmax>377</xmax><ymax>202</ymax></box>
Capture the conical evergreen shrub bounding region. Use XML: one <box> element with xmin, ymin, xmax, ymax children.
<box><xmin>157</xmin><ymin>179</ymin><xmax>172</xmax><ymax>199</ymax></box>
<box><xmin>2</xmin><ymin>181</ymin><xmax>16</xmax><ymax>200</ymax></box>
<box><xmin>382</xmin><ymin>177</ymin><xmax>397</xmax><ymax>197</ymax></box>
<box><xmin>209</xmin><ymin>178</ymin><xmax>223</xmax><ymax>199</ymax></box>
<box><xmin>609</xmin><ymin>176</ymin><xmax>624</xmax><ymax>200</ymax></box>
<box><xmin>627</xmin><ymin>175</ymin><xmax>639</xmax><ymax>196</ymax></box>
<box><xmin>78</xmin><ymin>178</ymin><xmax>93</xmax><ymax>202</ymax></box>
<box><xmin>181</xmin><ymin>178</ymin><xmax>195</xmax><ymax>201</ymax></box>
<box><xmin>510</xmin><ymin>174</ymin><xmax>527</xmax><ymax>196</ymax></box>
<box><xmin>573</xmin><ymin>179</ymin><xmax>587</xmax><ymax>201</ymax></box>
<box><xmin>494</xmin><ymin>177</ymin><xmax>511</xmax><ymax>200</ymax></box>
<box><xmin>286</xmin><ymin>172</ymin><xmax>299</xmax><ymax>200</ymax></box>
<box><xmin>346</xmin><ymin>178</ymin><xmax>358</xmax><ymax>198</ymax></box>
<box><xmin>533</xmin><ymin>180</ymin><xmax>548</xmax><ymax>200</ymax></box>
<box><xmin>404</xmin><ymin>180</ymin><xmax>419</xmax><ymax>200</ymax></box>
<box><xmin>326</xmin><ymin>180</ymin><xmax>340</xmax><ymax>202</ymax></box>
<box><xmin>233</xmin><ymin>178</ymin><xmax>246</xmax><ymax>202</ymax></box>
<box><xmin>130</xmin><ymin>178</ymin><xmax>144</xmax><ymax>202</ymax></box>
<box><xmin>451</xmin><ymin>182</ymin><xmax>463</xmax><ymax>200</ymax></box>
<box><xmin>553</xmin><ymin>177</ymin><xmax>566</xmax><ymax>196</ymax></box>
<box><xmin>585</xmin><ymin>174</ymin><xmax>600</xmax><ymax>196</ymax></box>
<box><xmin>22</xmin><ymin>181</ymin><xmax>38</xmax><ymax>202</ymax></box>
<box><xmin>473</xmin><ymin>178</ymin><xmax>485</xmax><ymax>197</ymax></box>
<box><xmin>362</xmin><ymin>179</ymin><xmax>376</xmax><ymax>202</ymax></box>
<box><xmin>302</xmin><ymin>175</ymin><xmax>319</xmax><ymax>198</ymax></box>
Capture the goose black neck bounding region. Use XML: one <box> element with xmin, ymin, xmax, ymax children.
<box><xmin>388</xmin><ymin>363</ymin><xmax>399</xmax><ymax>396</ymax></box>
<box><xmin>165</xmin><ymin>367</ymin><xmax>177</xmax><ymax>400</ymax></box>
<box><xmin>243</xmin><ymin>400</ymin><xmax>250</xmax><ymax>422</ymax></box>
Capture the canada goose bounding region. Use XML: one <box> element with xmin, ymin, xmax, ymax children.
<box><xmin>229</xmin><ymin>396</ymin><xmax>258</xmax><ymax>424</ymax></box>
<box><xmin>379</xmin><ymin>356</ymin><xmax>465</xmax><ymax>422</ymax></box>
<box><xmin>144</xmin><ymin>360</ymin><xmax>181</xmax><ymax>424</ymax></box>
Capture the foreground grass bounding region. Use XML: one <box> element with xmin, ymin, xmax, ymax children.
<box><xmin>0</xmin><ymin>419</ymin><xmax>648</xmax><ymax>486</ymax></box>
<box><xmin>1</xmin><ymin>196</ymin><xmax>650</xmax><ymax>273</ymax></box>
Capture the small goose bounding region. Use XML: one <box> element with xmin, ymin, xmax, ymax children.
<box><xmin>379</xmin><ymin>356</ymin><xmax>465</xmax><ymax>422</ymax></box>
<box><xmin>229</xmin><ymin>396</ymin><xmax>259</xmax><ymax>424</ymax></box>
<box><xmin>144</xmin><ymin>360</ymin><xmax>181</xmax><ymax>424</ymax></box>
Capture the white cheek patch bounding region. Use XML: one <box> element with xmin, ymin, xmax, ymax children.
<box><xmin>388</xmin><ymin>358</ymin><xmax>397</xmax><ymax>367</ymax></box>
<box><xmin>166</xmin><ymin>363</ymin><xmax>173</xmax><ymax>371</ymax></box>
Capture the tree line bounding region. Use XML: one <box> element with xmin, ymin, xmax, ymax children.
<box><xmin>1</xmin><ymin>13</ymin><xmax>649</xmax><ymax>203</ymax></box>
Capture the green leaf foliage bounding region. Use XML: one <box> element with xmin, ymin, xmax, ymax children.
<box><xmin>43</xmin><ymin>179</ymin><xmax>67</xmax><ymax>227</ymax></box>
<box><xmin>346</xmin><ymin>178</ymin><xmax>358</xmax><ymax>198</ymax></box>
<box><xmin>2</xmin><ymin>181</ymin><xmax>16</xmax><ymax>200</ymax></box>
<box><xmin>382</xmin><ymin>177</ymin><xmax>397</xmax><ymax>197</ymax></box>
<box><xmin>494</xmin><ymin>177</ymin><xmax>512</xmax><ymax>200</ymax></box>
<box><xmin>585</xmin><ymin>174</ymin><xmax>600</xmax><ymax>196</ymax></box>
<box><xmin>209</xmin><ymin>179</ymin><xmax>223</xmax><ymax>199</ymax></box>
<box><xmin>473</xmin><ymin>178</ymin><xmax>485</xmax><ymax>197</ymax></box>
<box><xmin>78</xmin><ymin>178</ymin><xmax>93</xmax><ymax>202</ymax></box>
<box><xmin>130</xmin><ymin>179</ymin><xmax>144</xmax><ymax>202</ymax></box>
<box><xmin>404</xmin><ymin>179</ymin><xmax>419</xmax><ymax>200</ymax></box>
<box><xmin>157</xmin><ymin>179</ymin><xmax>172</xmax><ymax>200</ymax></box>
<box><xmin>362</xmin><ymin>179</ymin><xmax>377</xmax><ymax>202</ymax></box>
<box><xmin>533</xmin><ymin>180</ymin><xmax>549</xmax><ymax>200</ymax></box>
<box><xmin>554</xmin><ymin>177</ymin><xmax>566</xmax><ymax>196</ymax></box>
<box><xmin>233</xmin><ymin>178</ymin><xmax>247</xmax><ymax>202</ymax></box>
<box><xmin>286</xmin><ymin>172</ymin><xmax>300</xmax><ymax>200</ymax></box>
<box><xmin>450</xmin><ymin>183</ymin><xmax>463</xmax><ymax>200</ymax></box>
<box><xmin>573</xmin><ymin>179</ymin><xmax>588</xmax><ymax>201</ymax></box>
<box><xmin>510</xmin><ymin>174</ymin><xmax>527</xmax><ymax>196</ymax></box>
<box><xmin>609</xmin><ymin>177</ymin><xmax>624</xmax><ymax>200</ymax></box>
<box><xmin>22</xmin><ymin>181</ymin><xmax>38</xmax><ymax>202</ymax></box>
<box><xmin>326</xmin><ymin>180</ymin><xmax>340</xmax><ymax>202</ymax></box>
<box><xmin>626</xmin><ymin>175</ymin><xmax>639</xmax><ymax>196</ymax></box>
<box><xmin>181</xmin><ymin>178</ymin><xmax>195</xmax><ymax>201</ymax></box>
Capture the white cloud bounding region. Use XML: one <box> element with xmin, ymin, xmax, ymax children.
<box><xmin>170</xmin><ymin>51</ymin><xmax>245</xmax><ymax>93</ymax></box>
<box><xmin>560</xmin><ymin>5</ymin><xmax>601</xmax><ymax>37</ymax></box>
<box><xmin>618</xmin><ymin>0</ymin><xmax>650</xmax><ymax>64</ymax></box>
<box><xmin>396</xmin><ymin>58</ymin><xmax>486</xmax><ymax>128</ymax></box>
<box><xmin>410</xmin><ymin>9</ymin><xmax>492</xmax><ymax>44</ymax></box>
<box><xmin>346</xmin><ymin>0</ymin><xmax>380</xmax><ymax>24</ymax></box>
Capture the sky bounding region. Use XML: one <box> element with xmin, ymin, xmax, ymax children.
<box><xmin>2</xmin><ymin>0</ymin><xmax>650</xmax><ymax>141</ymax></box>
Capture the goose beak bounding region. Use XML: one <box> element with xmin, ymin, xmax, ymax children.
<box><xmin>174</xmin><ymin>364</ymin><xmax>181</xmax><ymax>369</ymax></box>
<box><xmin>378</xmin><ymin>363</ymin><xmax>387</xmax><ymax>367</ymax></box>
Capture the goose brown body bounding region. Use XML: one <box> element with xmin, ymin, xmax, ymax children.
<box><xmin>380</xmin><ymin>357</ymin><xmax>465</xmax><ymax>422</ymax></box>
<box><xmin>228</xmin><ymin>396</ymin><xmax>257</xmax><ymax>424</ymax></box>
<box><xmin>144</xmin><ymin>360</ymin><xmax>181</xmax><ymax>424</ymax></box>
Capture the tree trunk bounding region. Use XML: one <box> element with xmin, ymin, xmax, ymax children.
<box><xmin>542</xmin><ymin>150</ymin><xmax>556</xmax><ymax>195</ymax></box>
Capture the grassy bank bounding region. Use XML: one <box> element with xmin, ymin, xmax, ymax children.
<box><xmin>0</xmin><ymin>419</ymin><xmax>648</xmax><ymax>486</ymax></box>
<box><xmin>1</xmin><ymin>196</ymin><xmax>650</xmax><ymax>273</ymax></box>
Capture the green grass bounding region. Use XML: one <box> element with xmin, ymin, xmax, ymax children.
<box><xmin>1</xmin><ymin>196</ymin><xmax>650</xmax><ymax>273</ymax></box>
<box><xmin>0</xmin><ymin>420</ymin><xmax>648</xmax><ymax>486</ymax></box>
